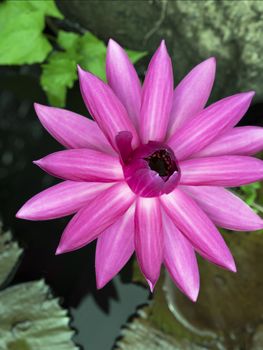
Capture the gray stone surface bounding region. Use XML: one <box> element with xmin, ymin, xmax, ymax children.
<box><xmin>57</xmin><ymin>0</ymin><xmax>263</xmax><ymax>102</ymax></box>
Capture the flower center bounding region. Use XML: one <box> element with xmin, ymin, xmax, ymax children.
<box><xmin>145</xmin><ymin>149</ymin><xmax>177</xmax><ymax>181</ymax></box>
<box><xmin>116</xmin><ymin>134</ymin><xmax>181</xmax><ymax>198</ymax></box>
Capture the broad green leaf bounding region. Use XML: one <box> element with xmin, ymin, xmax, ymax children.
<box><xmin>41</xmin><ymin>30</ymin><xmax>147</xmax><ymax>107</ymax></box>
<box><xmin>0</xmin><ymin>0</ymin><xmax>62</xmax><ymax>65</ymax></box>
<box><xmin>41</xmin><ymin>53</ymin><xmax>77</xmax><ymax>107</ymax></box>
<box><xmin>78</xmin><ymin>32</ymin><xmax>108</xmax><ymax>81</ymax></box>
<box><xmin>79</xmin><ymin>33</ymin><xmax>147</xmax><ymax>80</ymax></box>
<box><xmin>57</xmin><ymin>31</ymin><xmax>80</xmax><ymax>52</ymax></box>
<box><xmin>27</xmin><ymin>0</ymin><xmax>64</xmax><ymax>19</ymax></box>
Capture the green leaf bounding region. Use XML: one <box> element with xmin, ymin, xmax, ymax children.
<box><xmin>57</xmin><ymin>31</ymin><xmax>80</xmax><ymax>52</ymax></box>
<box><xmin>41</xmin><ymin>30</ymin><xmax>147</xmax><ymax>107</ymax></box>
<box><xmin>78</xmin><ymin>32</ymin><xmax>107</xmax><ymax>81</ymax></box>
<box><xmin>26</xmin><ymin>0</ymin><xmax>64</xmax><ymax>19</ymax></box>
<box><xmin>0</xmin><ymin>0</ymin><xmax>63</xmax><ymax>65</ymax></box>
<box><xmin>41</xmin><ymin>53</ymin><xmax>77</xmax><ymax>107</ymax></box>
<box><xmin>126</xmin><ymin>49</ymin><xmax>148</xmax><ymax>64</ymax></box>
<box><xmin>79</xmin><ymin>33</ymin><xmax>147</xmax><ymax>80</ymax></box>
<box><xmin>239</xmin><ymin>182</ymin><xmax>261</xmax><ymax>206</ymax></box>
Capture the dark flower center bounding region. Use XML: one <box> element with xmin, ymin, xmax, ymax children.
<box><xmin>119</xmin><ymin>136</ymin><xmax>180</xmax><ymax>197</ymax></box>
<box><xmin>145</xmin><ymin>149</ymin><xmax>177</xmax><ymax>181</ymax></box>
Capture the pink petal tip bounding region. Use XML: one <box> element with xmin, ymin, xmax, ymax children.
<box><xmin>16</xmin><ymin>207</ymin><xmax>27</xmax><ymax>219</ymax></box>
<box><xmin>55</xmin><ymin>246</ymin><xmax>64</xmax><ymax>255</ymax></box>
<box><xmin>160</xmin><ymin>39</ymin><xmax>166</xmax><ymax>47</ymax></box>
<box><xmin>146</xmin><ymin>279</ymin><xmax>156</xmax><ymax>293</ymax></box>
<box><xmin>188</xmin><ymin>289</ymin><xmax>199</xmax><ymax>303</ymax></box>
<box><xmin>96</xmin><ymin>275</ymin><xmax>107</xmax><ymax>290</ymax></box>
<box><xmin>33</xmin><ymin>159</ymin><xmax>42</xmax><ymax>166</ymax></box>
<box><xmin>77</xmin><ymin>64</ymin><xmax>86</xmax><ymax>78</ymax></box>
<box><xmin>229</xmin><ymin>259</ymin><xmax>237</xmax><ymax>273</ymax></box>
<box><xmin>34</xmin><ymin>102</ymin><xmax>44</xmax><ymax>114</ymax></box>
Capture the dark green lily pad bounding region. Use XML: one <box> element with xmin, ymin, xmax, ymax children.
<box><xmin>0</xmin><ymin>226</ymin><xmax>22</xmax><ymax>288</ymax></box>
<box><xmin>0</xmin><ymin>280</ymin><xmax>78</xmax><ymax>350</ymax></box>
<box><xmin>165</xmin><ymin>229</ymin><xmax>263</xmax><ymax>348</ymax></box>
<box><xmin>0</xmin><ymin>225</ymin><xmax>78</xmax><ymax>350</ymax></box>
<box><xmin>115</xmin><ymin>272</ymin><xmax>217</xmax><ymax>350</ymax></box>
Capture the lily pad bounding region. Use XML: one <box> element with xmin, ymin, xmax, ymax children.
<box><xmin>115</xmin><ymin>274</ymin><xmax>216</xmax><ymax>350</ymax></box>
<box><xmin>0</xmin><ymin>225</ymin><xmax>22</xmax><ymax>288</ymax></box>
<box><xmin>0</xmin><ymin>280</ymin><xmax>78</xmax><ymax>350</ymax></box>
<box><xmin>0</xmin><ymin>224</ymin><xmax>78</xmax><ymax>350</ymax></box>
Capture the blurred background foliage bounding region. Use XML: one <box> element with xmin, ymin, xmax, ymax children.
<box><xmin>0</xmin><ymin>0</ymin><xmax>263</xmax><ymax>349</ymax></box>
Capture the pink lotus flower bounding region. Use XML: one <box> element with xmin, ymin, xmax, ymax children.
<box><xmin>17</xmin><ymin>40</ymin><xmax>263</xmax><ymax>301</ymax></box>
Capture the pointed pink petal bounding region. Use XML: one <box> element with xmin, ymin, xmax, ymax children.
<box><xmin>95</xmin><ymin>205</ymin><xmax>135</xmax><ymax>289</ymax></box>
<box><xmin>180</xmin><ymin>156</ymin><xmax>263</xmax><ymax>187</ymax></box>
<box><xmin>181</xmin><ymin>185</ymin><xmax>263</xmax><ymax>231</ymax></box>
<box><xmin>163</xmin><ymin>211</ymin><xmax>200</xmax><ymax>302</ymax></box>
<box><xmin>140</xmin><ymin>41</ymin><xmax>173</xmax><ymax>143</ymax></box>
<box><xmin>135</xmin><ymin>197</ymin><xmax>163</xmax><ymax>290</ymax></box>
<box><xmin>34</xmin><ymin>103</ymin><xmax>114</xmax><ymax>154</ymax></box>
<box><xmin>106</xmin><ymin>39</ymin><xmax>141</xmax><ymax>129</ymax></box>
<box><xmin>160</xmin><ymin>189</ymin><xmax>236</xmax><ymax>272</ymax></box>
<box><xmin>78</xmin><ymin>66</ymin><xmax>139</xmax><ymax>151</ymax></box>
<box><xmin>16</xmin><ymin>181</ymin><xmax>113</xmax><ymax>221</ymax></box>
<box><xmin>34</xmin><ymin>149</ymin><xmax>123</xmax><ymax>182</ymax></box>
<box><xmin>168</xmin><ymin>92</ymin><xmax>254</xmax><ymax>160</ymax></box>
<box><xmin>192</xmin><ymin>126</ymin><xmax>263</xmax><ymax>158</ymax></box>
<box><xmin>167</xmin><ymin>57</ymin><xmax>216</xmax><ymax>137</ymax></box>
<box><xmin>56</xmin><ymin>182</ymin><xmax>135</xmax><ymax>254</ymax></box>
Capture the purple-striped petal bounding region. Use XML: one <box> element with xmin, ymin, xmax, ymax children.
<box><xmin>180</xmin><ymin>156</ymin><xmax>263</xmax><ymax>187</ymax></box>
<box><xmin>16</xmin><ymin>181</ymin><xmax>113</xmax><ymax>221</ymax></box>
<box><xmin>192</xmin><ymin>126</ymin><xmax>263</xmax><ymax>158</ymax></box>
<box><xmin>106</xmin><ymin>39</ymin><xmax>141</xmax><ymax>129</ymax></box>
<box><xmin>168</xmin><ymin>92</ymin><xmax>254</xmax><ymax>160</ymax></box>
<box><xmin>96</xmin><ymin>205</ymin><xmax>135</xmax><ymax>289</ymax></box>
<box><xmin>34</xmin><ymin>103</ymin><xmax>114</xmax><ymax>154</ymax></box>
<box><xmin>163</xmin><ymin>211</ymin><xmax>199</xmax><ymax>302</ymax></box>
<box><xmin>34</xmin><ymin>149</ymin><xmax>123</xmax><ymax>182</ymax></box>
<box><xmin>167</xmin><ymin>57</ymin><xmax>216</xmax><ymax>137</ymax></box>
<box><xmin>78</xmin><ymin>66</ymin><xmax>139</xmax><ymax>150</ymax></box>
<box><xmin>181</xmin><ymin>185</ymin><xmax>263</xmax><ymax>231</ymax></box>
<box><xmin>135</xmin><ymin>197</ymin><xmax>163</xmax><ymax>291</ymax></box>
<box><xmin>56</xmin><ymin>182</ymin><xmax>135</xmax><ymax>254</ymax></box>
<box><xmin>140</xmin><ymin>41</ymin><xmax>173</xmax><ymax>143</ymax></box>
<box><xmin>160</xmin><ymin>189</ymin><xmax>236</xmax><ymax>272</ymax></box>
